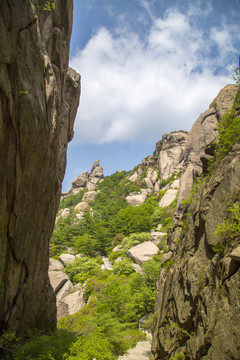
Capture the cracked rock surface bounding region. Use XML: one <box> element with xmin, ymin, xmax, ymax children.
<box><xmin>151</xmin><ymin>145</ymin><xmax>240</xmax><ymax>359</ymax></box>
<box><xmin>0</xmin><ymin>0</ymin><xmax>80</xmax><ymax>335</ymax></box>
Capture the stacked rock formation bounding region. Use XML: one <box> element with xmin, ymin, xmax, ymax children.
<box><xmin>49</xmin><ymin>257</ymin><xmax>85</xmax><ymax>320</ymax></box>
<box><xmin>0</xmin><ymin>1</ymin><xmax>80</xmax><ymax>336</ymax></box>
<box><xmin>63</xmin><ymin>160</ymin><xmax>104</xmax><ymax>196</ymax></box>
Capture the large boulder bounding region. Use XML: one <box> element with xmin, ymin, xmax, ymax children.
<box><xmin>48</xmin><ymin>271</ymin><xmax>69</xmax><ymax>293</ymax></box>
<box><xmin>82</xmin><ymin>190</ymin><xmax>98</xmax><ymax>202</ymax></box>
<box><xmin>57</xmin><ymin>290</ymin><xmax>85</xmax><ymax>320</ymax></box>
<box><xmin>49</xmin><ymin>258</ymin><xmax>64</xmax><ymax>271</ymax></box>
<box><xmin>159</xmin><ymin>189</ymin><xmax>178</xmax><ymax>207</ymax></box>
<box><xmin>59</xmin><ymin>253</ymin><xmax>76</xmax><ymax>266</ymax></box>
<box><xmin>101</xmin><ymin>257</ymin><xmax>113</xmax><ymax>270</ymax></box>
<box><xmin>0</xmin><ymin>0</ymin><xmax>80</xmax><ymax>335</ymax></box>
<box><xmin>75</xmin><ymin>201</ymin><xmax>89</xmax><ymax>212</ymax></box>
<box><xmin>56</xmin><ymin>280</ymin><xmax>74</xmax><ymax>301</ymax></box>
<box><xmin>72</xmin><ymin>172</ymin><xmax>88</xmax><ymax>188</ymax></box>
<box><xmin>127</xmin><ymin>241</ymin><xmax>159</xmax><ymax>263</ymax></box>
<box><xmin>126</xmin><ymin>193</ymin><xmax>147</xmax><ymax>206</ymax></box>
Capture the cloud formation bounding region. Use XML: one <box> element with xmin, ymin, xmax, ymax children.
<box><xmin>70</xmin><ymin>5</ymin><xmax>238</xmax><ymax>144</ymax></box>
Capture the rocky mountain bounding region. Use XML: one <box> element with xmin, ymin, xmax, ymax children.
<box><xmin>0</xmin><ymin>1</ymin><xmax>80</xmax><ymax>336</ymax></box>
<box><xmin>151</xmin><ymin>85</ymin><xmax>240</xmax><ymax>360</ymax></box>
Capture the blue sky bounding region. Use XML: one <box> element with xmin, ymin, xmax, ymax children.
<box><xmin>62</xmin><ymin>0</ymin><xmax>240</xmax><ymax>191</ymax></box>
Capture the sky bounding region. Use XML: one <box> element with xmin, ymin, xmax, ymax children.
<box><xmin>62</xmin><ymin>0</ymin><xmax>240</xmax><ymax>192</ymax></box>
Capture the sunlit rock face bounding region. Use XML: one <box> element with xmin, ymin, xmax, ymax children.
<box><xmin>158</xmin><ymin>131</ymin><xmax>189</xmax><ymax>180</ymax></box>
<box><xmin>177</xmin><ymin>84</ymin><xmax>238</xmax><ymax>211</ymax></box>
<box><xmin>0</xmin><ymin>0</ymin><xmax>80</xmax><ymax>336</ymax></box>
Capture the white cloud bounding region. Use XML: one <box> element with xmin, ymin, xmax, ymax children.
<box><xmin>70</xmin><ymin>8</ymin><xmax>237</xmax><ymax>145</ymax></box>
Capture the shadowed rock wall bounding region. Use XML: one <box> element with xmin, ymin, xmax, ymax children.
<box><xmin>151</xmin><ymin>88</ymin><xmax>240</xmax><ymax>360</ymax></box>
<box><xmin>0</xmin><ymin>0</ymin><xmax>80</xmax><ymax>335</ymax></box>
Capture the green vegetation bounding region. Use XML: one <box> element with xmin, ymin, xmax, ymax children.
<box><xmin>64</xmin><ymin>257</ymin><xmax>102</xmax><ymax>284</ymax></box>
<box><xmin>171</xmin><ymin>353</ymin><xmax>186</xmax><ymax>360</ymax></box>
<box><xmin>214</xmin><ymin>190</ymin><xmax>240</xmax><ymax>249</ymax></box>
<box><xmin>0</xmin><ymin>329</ymin><xmax>75</xmax><ymax>360</ymax></box>
<box><xmin>231</xmin><ymin>66</ymin><xmax>240</xmax><ymax>86</ymax></box>
<box><xmin>211</xmin><ymin>89</ymin><xmax>240</xmax><ymax>168</ymax></box>
<box><xmin>34</xmin><ymin>1</ymin><xmax>55</xmax><ymax>12</ymax></box>
<box><xmin>5</xmin><ymin>164</ymin><xmax>179</xmax><ymax>359</ymax></box>
<box><xmin>59</xmin><ymin>190</ymin><xmax>86</xmax><ymax>210</ymax></box>
<box><xmin>51</xmin><ymin>171</ymin><xmax>175</xmax><ymax>257</ymax></box>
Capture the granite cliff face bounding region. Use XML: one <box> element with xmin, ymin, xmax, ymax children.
<box><xmin>0</xmin><ymin>0</ymin><xmax>80</xmax><ymax>335</ymax></box>
<box><xmin>151</xmin><ymin>86</ymin><xmax>240</xmax><ymax>359</ymax></box>
<box><xmin>177</xmin><ymin>85</ymin><xmax>238</xmax><ymax>211</ymax></box>
<box><xmin>158</xmin><ymin>131</ymin><xmax>188</xmax><ymax>180</ymax></box>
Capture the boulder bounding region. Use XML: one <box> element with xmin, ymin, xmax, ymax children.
<box><xmin>90</xmin><ymin>165</ymin><xmax>104</xmax><ymax>178</ymax></box>
<box><xmin>82</xmin><ymin>190</ymin><xmax>98</xmax><ymax>202</ymax></box>
<box><xmin>146</xmin><ymin>168</ymin><xmax>154</xmax><ymax>178</ymax></box>
<box><xmin>59</xmin><ymin>253</ymin><xmax>76</xmax><ymax>265</ymax></box>
<box><xmin>101</xmin><ymin>257</ymin><xmax>113</xmax><ymax>270</ymax></box>
<box><xmin>150</xmin><ymin>231</ymin><xmax>167</xmax><ymax>244</ymax></box>
<box><xmin>144</xmin><ymin>177</ymin><xmax>154</xmax><ymax>190</ymax></box>
<box><xmin>159</xmin><ymin>189</ymin><xmax>178</xmax><ymax>207</ymax></box>
<box><xmin>129</xmin><ymin>172</ymin><xmax>139</xmax><ymax>182</ymax></box>
<box><xmin>75</xmin><ymin>212</ymin><xmax>84</xmax><ymax>220</ymax></box>
<box><xmin>132</xmin><ymin>264</ymin><xmax>143</xmax><ymax>273</ymax></box>
<box><xmin>155</xmin><ymin>182</ymin><xmax>160</xmax><ymax>192</ymax></box>
<box><xmin>170</xmin><ymin>179</ymin><xmax>179</xmax><ymax>189</ymax></box>
<box><xmin>48</xmin><ymin>271</ymin><xmax>69</xmax><ymax>293</ymax></box>
<box><xmin>49</xmin><ymin>258</ymin><xmax>64</xmax><ymax>271</ymax></box>
<box><xmin>113</xmin><ymin>245</ymin><xmax>122</xmax><ymax>253</ymax></box>
<box><xmin>126</xmin><ymin>193</ymin><xmax>147</xmax><ymax>206</ymax></box>
<box><xmin>91</xmin><ymin>159</ymin><xmax>100</xmax><ymax>172</ymax></box>
<box><xmin>72</xmin><ymin>172</ymin><xmax>88</xmax><ymax>188</ymax></box>
<box><xmin>60</xmin><ymin>208</ymin><xmax>71</xmax><ymax>219</ymax></box>
<box><xmin>230</xmin><ymin>246</ymin><xmax>240</xmax><ymax>261</ymax></box>
<box><xmin>57</xmin><ymin>290</ymin><xmax>85</xmax><ymax>320</ymax></box>
<box><xmin>56</xmin><ymin>280</ymin><xmax>73</xmax><ymax>300</ymax></box>
<box><xmin>151</xmin><ymin>170</ymin><xmax>159</xmax><ymax>184</ymax></box>
<box><xmin>75</xmin><ymin>201</ymin><xmax>89</xmax><ymax>212</ymax></box>
<box><xmin>126</xmin><ymin>241</ymin><xmax>159</xmax><ymax>263</ymax></box>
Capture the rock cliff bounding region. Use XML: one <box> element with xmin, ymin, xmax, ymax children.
<box><xmin>0</xmin><ymin>0</ymin><xmax>80</xmax><ymax>336</ymax></box>
<box><xmin>177</xmin><ymin>85</ymin><xmax>238</xmax><ymax>211</ymax></box>
<box><xmin>151</xmin><ymin>86</ymin><xmax>240</xmax><ymax>359</ymax></box>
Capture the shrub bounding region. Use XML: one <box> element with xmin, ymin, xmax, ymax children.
<box><xmin>113</xmin><ymin>259</ymin><xmax>135</xmax><ymax>276</ymax></box>
<box><xmin>215</xmin><ymin>196</ymin><xmax>240</xmax><ymax>243</ymax></box>
<box><xmin>72</xmin><ymin>234</ymin><xmax>95</xmax><ymax>256</ymax></box>
<box><xmin>116</xmin><ymin>203</ymin><xmax>155</xmax><ymax>235</ymax></box>
<box><xmin>65</xmin><ymin>329</ymin><xmax>114</xmax><ymax>360</ymax></box>
<box><xmin>59</xmin><ymin>190</ymin><xmax>86</xmax><ymax>210</ymax></box>
<box><xmin>2</xmin><ymin>329</ymin><xmax>75</xmax><ymax>360</ymax></box>
<box><xmin>120</xmin><ymin>232</ymin><xmax>152</xmax><ymax>251</ymax></box>
<box><xmin>64</xmin><ymin>257</ymin><xmax>102</xmax><ymax>284</ymax></box>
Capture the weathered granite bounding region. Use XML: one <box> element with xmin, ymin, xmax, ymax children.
<box><xmin>151</xmin><ymin>143</ymin><xmax>240</xmax><ymax>360</ymax></box>
<box><xmin>0</xmin><ymin>0</ymin><xmax>80</xmax><ymax>335</ymax></box>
